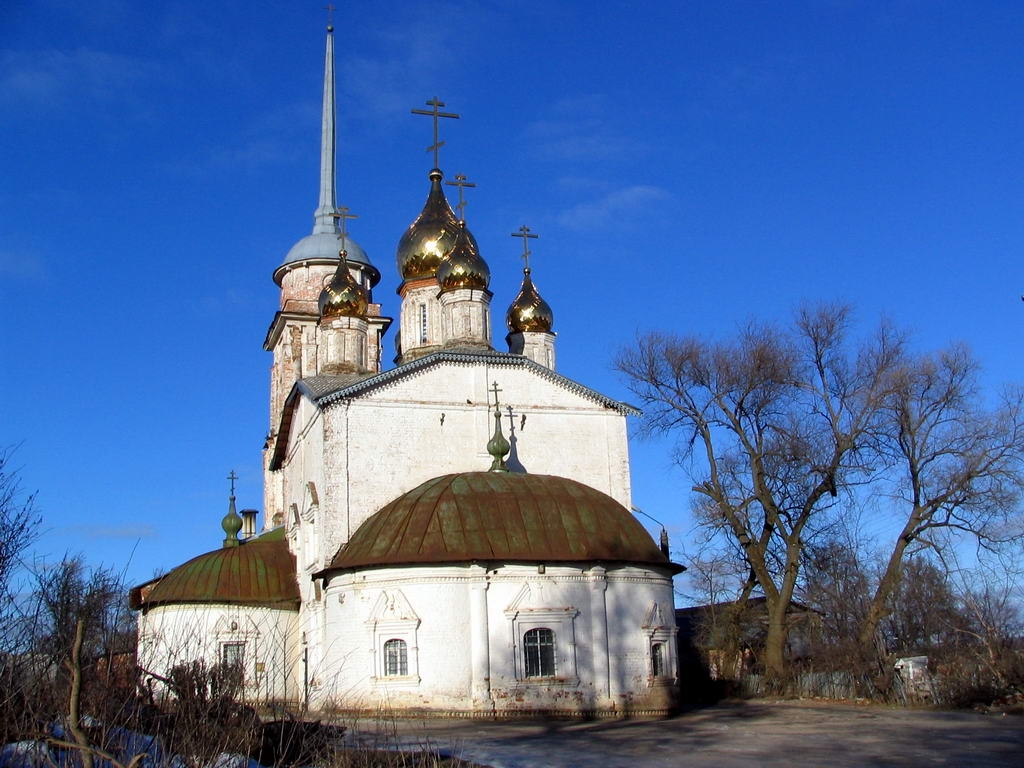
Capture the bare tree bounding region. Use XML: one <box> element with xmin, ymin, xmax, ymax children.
<box><xmin>800</xmin><ymin>539</ymin><xmax>873</xmax><ymax>668</ymax></box>
<box><xmin>860</xmin><ymin>346</ymin><xmax>1024</xmax><ymax>665</ymax></box>
<box><xmin>881</xmin><ymin>557</ymin><xmax>963</xmax><ymax>657</ymax></box>
<box><xmin>933</xmin><ymin>545</ymin><xmax>1023</xmax><ymax>701</ymax></box>
<box><xmin>0</xmin><ymin>447</ymin><xmax>40</xmax><ymax>598</ymax></box>
<box><xmin>617</xmin><ymin>305</ymin><xmax>903</xmax><ymax>677</ymax></box>
<box><xmin>28</xmin><ymin>554</ymin><xmax>130</xmax><ymax>667</ymax></box>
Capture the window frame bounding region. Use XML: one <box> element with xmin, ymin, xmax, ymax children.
<box><xmin>383</xmin><ymin>638</ymin><xmax>409</xmax><ymax>677</ymax></box>
<box><xmin>366</xmin><ymin>590</ymin><xmax>421</xmax><ymax>689</ymax></box>
<box><xmin>505</xmin><ymin>602</ymin><xmax>579</xmax><ymax>686</ymax></box>
<box><xmin>523</xmin><ymin>627</ymin><xmax>556</xmax><ymax>678</ymax></box>
<box><xmin>651</xmin><ymin>641</ymin><xmax>666</xmax><ymax>678</ymax></box>
<box><xmin>221</xmin><ymin>641</ymin><xmax>245</xmax><ymax>669</ymax></box>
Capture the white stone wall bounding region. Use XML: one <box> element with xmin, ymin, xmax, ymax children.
<box><xmin>396</xmin><ymin>280</ymin><xmax>443</xmax><ymax>363</ymax></box>
<box><xmin>438</xmin><ymin>288</ymin><xmax>492</xmax><ymax>348</ymax></box>
<box><xmin>318</xmin><ymin>316</ymin><xmax>370</xmax><ymax>373</ymax></box>
<box><xmin>316</xmin><ymin>563</ymin><xmax>676</xmax><ymax>714</ymax></box>
<box><xmin>507</xmin><ymin>330</ymin><xmax>556</xmax><ymax>370</ymax></box>
<box><xmin>293</xmin><ymin>361</ymin><xmax>633</xmax><ymax>571</ymax></box>
<box><xmin>137</xmin><ymin>604</ymin><xmax>300</xmax><ymax>705</ymax></box>
<box><xmin>269</xmin><ymin>357</ymin><xmax>648</xmax><ymax>714</ymax></box>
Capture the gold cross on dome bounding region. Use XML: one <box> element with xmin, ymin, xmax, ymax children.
<box><xmin>331</xmin><ymin>206</ymin><xmax>358</xmax><ymax>238</ymax></box>
<box><xmin>445</xmin><ymin>173</ymin><xmax>476</xmax><ymax>221</ymax></box>
<box><xmin>227</xmin><ymin>469</ymin><xmax>238</xmax><ymax>496</ymax></box>
<box><xmin>411</xmin><ymin>97</ymin><xmax>460</xmax><ymax>169</ymax></box>
<box><xmin>511</xmin><ymin>225</ymin><xmax>539</xmax><ymax>270</ymax></box>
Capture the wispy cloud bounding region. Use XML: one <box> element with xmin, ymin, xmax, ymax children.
<box><xmin>0</xmin><ymin>250</ymin><xmax>48</xmax><ymax>281</ymax></box>
<box><xmin>0</xmin><ymin>47</ymin><xmax>153</xmax><ymax>109</ymax></box>
<box><xmin>556</xmin><ymin>185</ymin><xmax>671</xmax><ymax>232</ymax></box>
<box><xmin>182</xmin><ymin>100</ymin><xmax>317</xmax><ymax>175</ymax></box>
<box><xmin>340</xmin><ymin>1</ymin><xmax>499</xmax><ymax>122</ymax></box>
<box><xmin>524</xmin><ymin>94</ymin><xmax>647</xmax><ymax>163</ymax></box>
<box><xmin>64</xmin><ymin>524</ymin><xmax>157</xmax><ymax>540</ymax></box>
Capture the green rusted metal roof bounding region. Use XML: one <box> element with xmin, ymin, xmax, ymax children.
<box><xmin>324</xmin><ymin>472</ymin><xmax>679</xmax><ymax>573</ymax></box>
<box><xmin>131</xmin><ymin>530</ymin><xmax>299</xmax><ymax>611</ymax></box>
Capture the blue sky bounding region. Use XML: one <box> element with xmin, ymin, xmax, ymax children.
<box><xmin>2</xmin><ymin>1</ymin><xmax>1021</xmax><ymax>589</ymax></box>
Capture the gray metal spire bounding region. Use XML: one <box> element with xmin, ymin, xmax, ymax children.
<box><xmin>313</xmin><ymin>25</ymin><xmax>337</xmax><ymax>235</ymax></box>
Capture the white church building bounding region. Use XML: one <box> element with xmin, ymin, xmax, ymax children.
<box><xmin>131</xmin><ymin>24</ymin><xmax>681</xmax><ymax>717</ymax></box>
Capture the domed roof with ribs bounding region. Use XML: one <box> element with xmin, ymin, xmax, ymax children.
<box><xmin>325</xmin><ymin>472</ymin><xmax>678</xmax><ymax>572</ymax></box>
<box><xmin>130</xmin><ymin>529</ymin><xmax>299</xmax><ymax>611</ymax></box>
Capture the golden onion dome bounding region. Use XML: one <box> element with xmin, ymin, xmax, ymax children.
<box><xmin>506</xmin><ymin>268</ymin><xmax>554</xmax><ymax>333</ymax></box>
<box><xmin>397</xmin><ymin>169</ymin><xmax>479</xmax><ymax>281</ymax></box>
<box><xmin>318</xmin><ymin>252</ymin><xmax>368</xmax><ymax>319</ymax></box>
<box><xmin>437</xmin><ymin>221</ymin><xmax>490</xmax><ymax>292</ymax></box>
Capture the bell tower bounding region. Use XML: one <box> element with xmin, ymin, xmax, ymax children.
<box><xmin>263</xmin><ymin>23</ymin><xmax>391</xmax><ymax>526</ymax></box>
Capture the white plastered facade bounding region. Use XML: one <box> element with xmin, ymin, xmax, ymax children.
<box><xmin>138</xmin><ymin>604</ymin><xmax>299</xmax><ymax>704</ymax></box>
<box><xmin>134</xmin><ymin>23</ymin><xmax>679</xmax><ymax>716</ymax></box>
<box><xmin>269</xmin><ymin>357</ymin><xmax>679</xmax><ymax>714</ymax></box>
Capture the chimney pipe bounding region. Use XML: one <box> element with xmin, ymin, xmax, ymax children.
<box><xmin>240</xmin><ymin>509</ymin><xmax>258</xmax><ymax>539</ymax></box>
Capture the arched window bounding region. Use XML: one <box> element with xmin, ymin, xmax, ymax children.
<box><xmin>523</xmin><ymin>628</ymin><xmax>556</xmax><ymax>677</ymax></box>
<box><xmin>383</xmin><ymin>638</ymin><xmax>408</xmax><ymax>676</ymax></box>
<box><xmin>651</xmin><ymin>642</ymin><xmax>665</xmax><ymax>677</ymax></box>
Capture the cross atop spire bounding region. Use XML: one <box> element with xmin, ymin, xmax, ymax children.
<box><xmin>332</xmin><ymin>206</ymin><xmax>357</xmax><ymax>238</ymax></box>
<box><xmin>489</xmin><ymin>381</ymin><xmax>503</xmax><ymax>413</ymax></box>
<box><xmin>411</xmin><ymin>97</ymin><xmax>460</xmax><ymax>170</ymax></box>
<box><xmin>511</xmin><ymin>225</ymin><xmax>539</xmax><ymax>271</ymax></box>
<box><xmin>325</xmin><ymin>3</ymin><xmax>335</xmax><ymax>30</ymax></box>
<box><xmin>445</xmin><ymin>174</ymin><xmax>476</xmax><ymax>221</ymax></box>
<box><xmin>227</xmin><ymin>469</ymin><xmax>238</xmax><ymax>497</ymax></box>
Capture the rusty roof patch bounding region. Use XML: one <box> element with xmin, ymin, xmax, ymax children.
<box><xmin>131</xmin><ymin>531</ymin><xmax>299</xmax><ymax>612</ymax></box>
<box><xmin>322</xmin><ymin>472</ymin><xmax>681</xmax><ymax>574</ymax></box>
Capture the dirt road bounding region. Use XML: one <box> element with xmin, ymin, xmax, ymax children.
<box><xmin>351</xmin><ymin>699</ymin><xmax>1023</xmax><ymax>767</ymax></box>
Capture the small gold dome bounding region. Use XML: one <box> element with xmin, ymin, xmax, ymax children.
<box><xmin>318</xmin><ymin>253</ymin><xmax>368</xmax><ymax>319</ymax></box>
<box><xmin>437</xmin><ymin>221</ymin><xmax>490</xmax><ymax>292</ymax></box>
<box><xmin>397</xmin><ymin>169</ymin><xmax>479</xmax><ymax>281</ymax></box>
<box><xmin>506</xmin><ymin>268</ymin><xmax>553</xmax><ymax>333</ymax></box>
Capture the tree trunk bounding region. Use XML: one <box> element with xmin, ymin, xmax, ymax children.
<box><xmin>859</xmin><ymin>516</ymin><xmax>919</xmax><ymax>657</ymax></box>
<box><xmin>67</xmin><ymin>619</ymin><xmax>95</xmax><ymax>768</ymax></box>
<box><xmin>762</xmin><ymin>602</ymin><xmax>789</xmax><ymax>680</ymax></box>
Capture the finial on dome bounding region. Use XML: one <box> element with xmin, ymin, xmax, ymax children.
<box><xmin>411</xmin><ymin>97</ymin><xmax>460</xmax><ymax>171</ymax></box>
<box><xmin>332</xmin><ymin>205</ymin><xmax>357</xmax><ymax>236</ymax></box>
<box><xmin>511</xmin><ymin>225</ymin><xmax>538</xmax><ymax>271</ymax></box>
<box><xmin>222</xmin><ymin>470</ymin><xmax>242</xmax><ymax>548</ymax></box>
<box><xmin>445</xmin><ymin>173</ymin><xmax>476</xmax><ymax>222</ymax></box>
<box><xmin>486</xmin><ymin>382</ymin><xmax>510</xmax><ymax>472</ymax></box>
<box><xmin>507</xmin><ymin>226</ymin><xmax>554</xmax><ymax>333</ymax></box>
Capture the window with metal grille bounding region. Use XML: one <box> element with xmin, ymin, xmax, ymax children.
<box><xmin>384</xmin><ymin>638</ymin><xmax>408</xmax><ymax>676</ymax></box>
<box><xmin>523</xmin><ymin>628</ymin><xmax>555</xmax><ymax>677</ymax></box>
<box><xmin>651</xmin><ymin>642</ymin><xmax>665</xmax><ymax>677</ymax></box>
<box><xmin>419</xmin><ymin>304</ymin><xmax>428</xmax><ymax>343</ymax></box>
